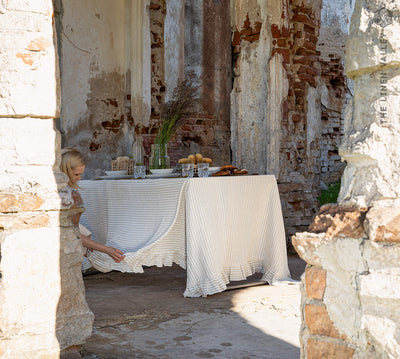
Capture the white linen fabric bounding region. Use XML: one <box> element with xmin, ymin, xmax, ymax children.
<box><xmin>79</xmin><ymin>175</ymin><xmax>291</xmax><ymax>297</ymax></box>
<box><xmin>184</xmin><ymin>175</ymin><xmax>291</xmax><ymax>297</ymax></box>
<box><xmin>79</xmin><ymin>178</ymin><xmax>188</xmax><ymax>273</ymax></box>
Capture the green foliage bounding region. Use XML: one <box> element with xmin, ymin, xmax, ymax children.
<box><xmin>155</xmin><ymin>71</ymin><xmax>200</xmax><ymax>146</ymax></box>
<box><xmin>318</xmin><ymin>181</ymin><xmax>341</xmax><ymax>206</ymax></box>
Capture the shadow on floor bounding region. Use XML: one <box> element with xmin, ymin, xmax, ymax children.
<box><xmin>82</xmin><ymin>255</ymin><xmax>306</xmax><ymax>358</ymax></box>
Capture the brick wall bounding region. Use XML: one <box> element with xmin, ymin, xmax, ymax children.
<box><xmin>141</xmin><ymin>0</ymin><xmax>231</xmax><ymax>168</ymax></box>
<box><xmin>271</xmin><ymin>1</ymin><xmax>323</xmax><ymax>241</ymax></box>
<box><xmin>293</xmin><ymin>204</ymin><xmax>400</xmax><ymax>357</ymax></box>
<box><xmin>319</xmin><ymin>55</ymin><xmax>348</xmax><ymax>185</ymax></box>
<box><xmin>301</xmin><ymin>266</ymin><xmax>355</xmax><ymax>358</ymax></box>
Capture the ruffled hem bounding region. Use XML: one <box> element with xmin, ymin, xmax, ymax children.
<box><xmin>85</xmin><ymin>250</ymin><xmax>186</xmax><ymax>273</ymax></box>
<box><xmin>184</xmin><ymin>258</ymin><xmax>291</xmax><ymax>297</ymax></box>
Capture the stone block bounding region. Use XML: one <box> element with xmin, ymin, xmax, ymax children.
<box><xmin>307</xmin><ymin>338</ymin><xmax>355</xmax><ymax>359</ymax></box>
<box><xmin>346</xmin><ymin>1</ymin><xmax>400</xmax><ymax>76</ymax></box>
<box><xmin>305</xmin><ymin>266</ymin><xmax>326</xmax><ymax>300</ymax></box>
<box><xmin>292</xmin><ymin>232</ymin><xmax>328</xmax><ymax>267</ymax></box>
<box><xmin>0</xmin><ymin>193</ymin><xmax>43</xmax><ymax>212</ymax></box>
<box><xmin>307</xmin><ymin>204</ymin><xmax>368</xmax><ymax>239</ymax></box>
<box><xmin>0</xmin><ymin>118</ymin><xmax>58</xmax><ymax>167</ymax></box>
<box><xmin>360</xmin><ymin>269</ymin><xmax>400</xmax><ymax>300</ymax></box>
<box><xmin>305</xmin><ymin>304</ymin><xmax>344</xmax><ymax>339</ymax></box>
<box><xmin>365</xmin><ymin>207</ymin><xmax>400</xmax><ymax>243</ymax></box>
<box><xmin>0</xmin><ymin>212</ymin><xmax>49</xmax><ymax>230</ymax></box>
<box><xmin>363</xmin><ymin>240</ymin><xmax>400</xmax><ymax>270</ymax></box>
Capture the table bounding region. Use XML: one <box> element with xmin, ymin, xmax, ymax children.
<box><xmin>79</xmin><ymin>175</ymin><xmax>291</xmax><ymax>297</ymax></box>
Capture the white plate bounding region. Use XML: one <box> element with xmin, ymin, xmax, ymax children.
<box><xmin>147</xmin><ymin>173</ymin><xmax>180</xmax><ymax>179</ymax></box>
<box><xmin>149</xmin><ymin>168</ymin><xmax>175</xmax><ymax>175</ymax></box>
<box><xmin>96</xmin><ymin>175</ymin><xmax>135</xmax><ymax>180</ymax></box>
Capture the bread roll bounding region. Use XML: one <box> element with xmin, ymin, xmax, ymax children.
<box><xmin>178</xmin><ymin>158</ymin><xmax>189</xmax><ymax>164</ymax></box>
<box><xmin>195</xmin><ymin>153</ymin><xmax>203</xmax><ymax>164</ymax></box>
<box><xmin>202</xmin><ymin>157</ymin><xmax>212</xmax><ymax>164</ymax></box>
<box><xmin>188</xmin><ymin>155</ymin><xmax>196</xmax><ymax>164</ymax></box>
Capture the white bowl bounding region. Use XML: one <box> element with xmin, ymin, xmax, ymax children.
<box><xmin>150</xmin><ymin>168</ymin><xmax>174</xmax><ymax>175</ymax></box>
<box><xmin>105</xmin><ymin>170</ymin><xmax>127</xmax><ymax>176</ymax></box>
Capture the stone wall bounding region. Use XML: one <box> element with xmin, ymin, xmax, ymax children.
<box><xmin>318</xmin><ymin>0</ymin><xmax>355</xmax><ymax>186</ymax></box>
<box><xmin>56</xmin><ymin>0</ymin><xmax>135</xmax><ymax>179</ymax></box>
<box><xmin>231</xmin><ymin>0</ymin><xmax>327</xmax><ymax>242</ymax></box>
<box><xmin>142</xmin><ymin>0</ymin><xmax>231</xmax><ymax>168</ymax></box>
<box><xmin>0</xmin><ymin>1</ymin><xmax>93</xmax><ymax>357</ymax></box>
<box><xmin>293</xmin><ymin>0</ymin><xmax>400</xmax><ymax>357</ymax></box>
<box><xmin>293</xmin><ymin>205</ymin><xmax>400</xmax><ymax>358</ymax></box>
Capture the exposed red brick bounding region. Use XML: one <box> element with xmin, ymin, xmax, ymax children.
<box><xmin>89</xmin><ymin>142</ymin><xmax>101</xmax><ymax>151</ymax></box>
<box><xmin>243</xmin><ymin>34</ymin><xmax>260</xmax><ymax>42</ymax></box>
<box><xmin>277</xmin><ymin>38</ymin><xmax>287</xmax><ymax>47</ymax></box>
<box><xmin>292</xmin><ymin>114</ymin><xmax>302</xmax><ymax>123</ymax></box>
<box><xmin>305</xmin><ymin>304</ymin><xmax>343</xmax><ymax>339</ymax></box>
<box><xmin>305</xmin><ymin>267</ymin><xmax>326</xmax><ymax>300</ymax></box>
<box><xmin>271</xmin><ymin>24</ymin><xmax>281</xmax><ymax>38</ymax></box>
<box><xmin>272</xmin><ymin>48</ymin><xmax>290</xmax><ymax>64</ymax></box>
<box><xmin>299</xmin><ymin>73</ymin><xmax>317</xmax><ymax>87</ymax></box>
<box><xmin>243</xmin><ymin>14</ymin><xmax>250</xmax><ymax>29</ymax></box>
<box><xmin>232</xmin><ymin>30</ymin><xmax>241</xmax><ymax>46</ymax></box>
<box><xmin>149</xmin><ymin>3</ymin><xmax>161</xmax><ymax>10</ymax></box>
<box><xmin>101</xmin><ymin>119</ymin><xmax>121</xmax><ymax>133</ymax></box>
<box><xmin>292</xmin><ymin>13</ymin><xmax>317</xmax><ymax>28</ymax></box>
<box><xmin>307</xmin><ymin>338</ymin><xmax>355</xmax><ymax>359</ymax></box>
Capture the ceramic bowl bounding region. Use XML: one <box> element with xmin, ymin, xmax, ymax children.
<box><xmin>150</xmin><ymin>168</ymin><xmax>174</xmax><ymax>175</ymax></box>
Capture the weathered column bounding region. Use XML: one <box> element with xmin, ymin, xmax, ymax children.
<box><xmin>0</xmin><ymin>2</ymin><xmax>93</xmax><ymax>358</ymax></box>
<box><xmin>293</xmin><ymin>1</ymin><xmax>400</xmax><ymax>357</ymax></box>
<box><xmin>339</xmin><ymin>1</ymin><xmax>400</xmax><ymax>208</ymax></box>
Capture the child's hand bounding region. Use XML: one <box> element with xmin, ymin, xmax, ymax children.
<box><xmin>106</xmin><ymin>247</ymin><xmax>126</xmax><ymax>263</ymax></box>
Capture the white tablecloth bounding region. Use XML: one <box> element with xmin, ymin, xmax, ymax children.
<box><xmin>79</xmin><ymin>175</ymin><xmax>291</xmax><ymax>297</ymax></box>
<box><xmin>79</xmin><ymin>178</ymin><xmax>188</xmax><ymax>273</ymax></box>
<box><xmin>184</xmin><ymin>175</ymin><xmax>291</xmax><ymax>297</ymax></box>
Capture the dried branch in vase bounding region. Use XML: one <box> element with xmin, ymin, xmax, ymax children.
<box><xmin>155</xmin><ymin>71</ymin><xmax>201</xmax><ymax>146</ymax></box>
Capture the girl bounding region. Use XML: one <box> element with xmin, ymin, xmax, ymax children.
<box><xmin>61</xmin><ymin>147</ymin><xmax>125</xmax><ymax>263</ymax></box>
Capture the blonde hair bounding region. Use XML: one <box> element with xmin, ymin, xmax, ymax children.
<box><xmin>60</xmin><ymin>147</ymin><xmax>86</xmax><ymax>189</ymax></box>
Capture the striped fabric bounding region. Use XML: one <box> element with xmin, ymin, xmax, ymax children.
<box><xmin>184</xmin><ymin>175</ymin><xmax>291</xmax><ymax>297</ymax></box>
<box><xmin>79</xmin><ymin>175</ymin><xmax>291</xmax><ymax>297</ymax></box>
<box><xmin>79</xmin><ymin>178</ymin><xmax>188</xmax><ymax>273</ymax></box>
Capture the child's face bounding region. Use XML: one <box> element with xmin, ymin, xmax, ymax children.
<box><xmin>70</xmin><ymin>165</ymin><xmax>85</xmax><ymax>185</ymax></box>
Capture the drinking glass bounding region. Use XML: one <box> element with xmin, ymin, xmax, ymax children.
<box><xmin>197</xmin><ymin>163</ymin><xmax>209</xmax><ymax>178</ymax></box>
<box><xmin>181</xmin><ymin>163</ymin><xmax>194</xmax><ymax>178</ymax></box>
<box><xmin>134</xmin><ymin>165</ymin><xmax>146</xmax><ymax>179</ymax></box>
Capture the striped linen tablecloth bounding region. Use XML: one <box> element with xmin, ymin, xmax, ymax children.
<box><xmin>183</xmin><ymin>175</ymin><xmax>291</xmax><ymax>297</ymax></box>
<box><xmin>79</xmin><ymin>178</ymin><xmax>188</xmax><ymax>273</ymax></box>
<box><xmin>78</xmin><ymin>175</ymin><xmax>291</xmax><ymax>297</ymax></box>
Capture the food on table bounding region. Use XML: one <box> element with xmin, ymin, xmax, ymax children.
<box><xmin>220</xmin><ymin>165</ymin><xmax>237</xmax><ymax>171</ymax></box>
<box><xmin>232</xmin><ymin>169</ymin><xmax>248</xmax><ymax>175</ymax></box>
<box><xmin>212</xmin><ymin>165</ymin><xmax>248</xmax><ymax>176</ymax></box>
<box><xmin>188</xmin><ymin>154</ymin><xmax>196</xmax><ymax>164</ymax></box>
<box><xmin>212</xmin><ymin>169</ymin><xmax>230</xmax><ymax>176</ymax></box>
<box><xmin>178</xmin><ymin>153</ymin><xmax>213</xmax><ymax>165</ymax></box>
<box><xmin>116</xmin><ymin>156</ymin><xmax>130</xmax><ymax>161</ymax></box>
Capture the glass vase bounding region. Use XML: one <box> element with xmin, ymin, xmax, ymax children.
<box><xmin>132</xmin><ymin>135</ymin><xmax>144</xmax><ymax>165</ymax></box>
<box><xmin>149</xmin><ymin>143</ymin><xmax>170</xmax><ymax>169</ymax></box>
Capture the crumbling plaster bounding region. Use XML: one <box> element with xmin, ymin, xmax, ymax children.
<box><xmin>58</xmin><ymin>0</ymin><xmax>138</xmax><ymax>178</ymax></box>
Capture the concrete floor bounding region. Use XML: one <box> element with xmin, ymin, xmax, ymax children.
<box><xmin>82</xmin><ymin>256</ymin><xmax>306</xmax><ymax>359</ymax></box>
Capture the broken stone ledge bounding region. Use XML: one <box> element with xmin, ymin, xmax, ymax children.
<box><xmin>293</xmin><ymin>203</ymin><xmax>400</xmax><ymax>266</ymax></box>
